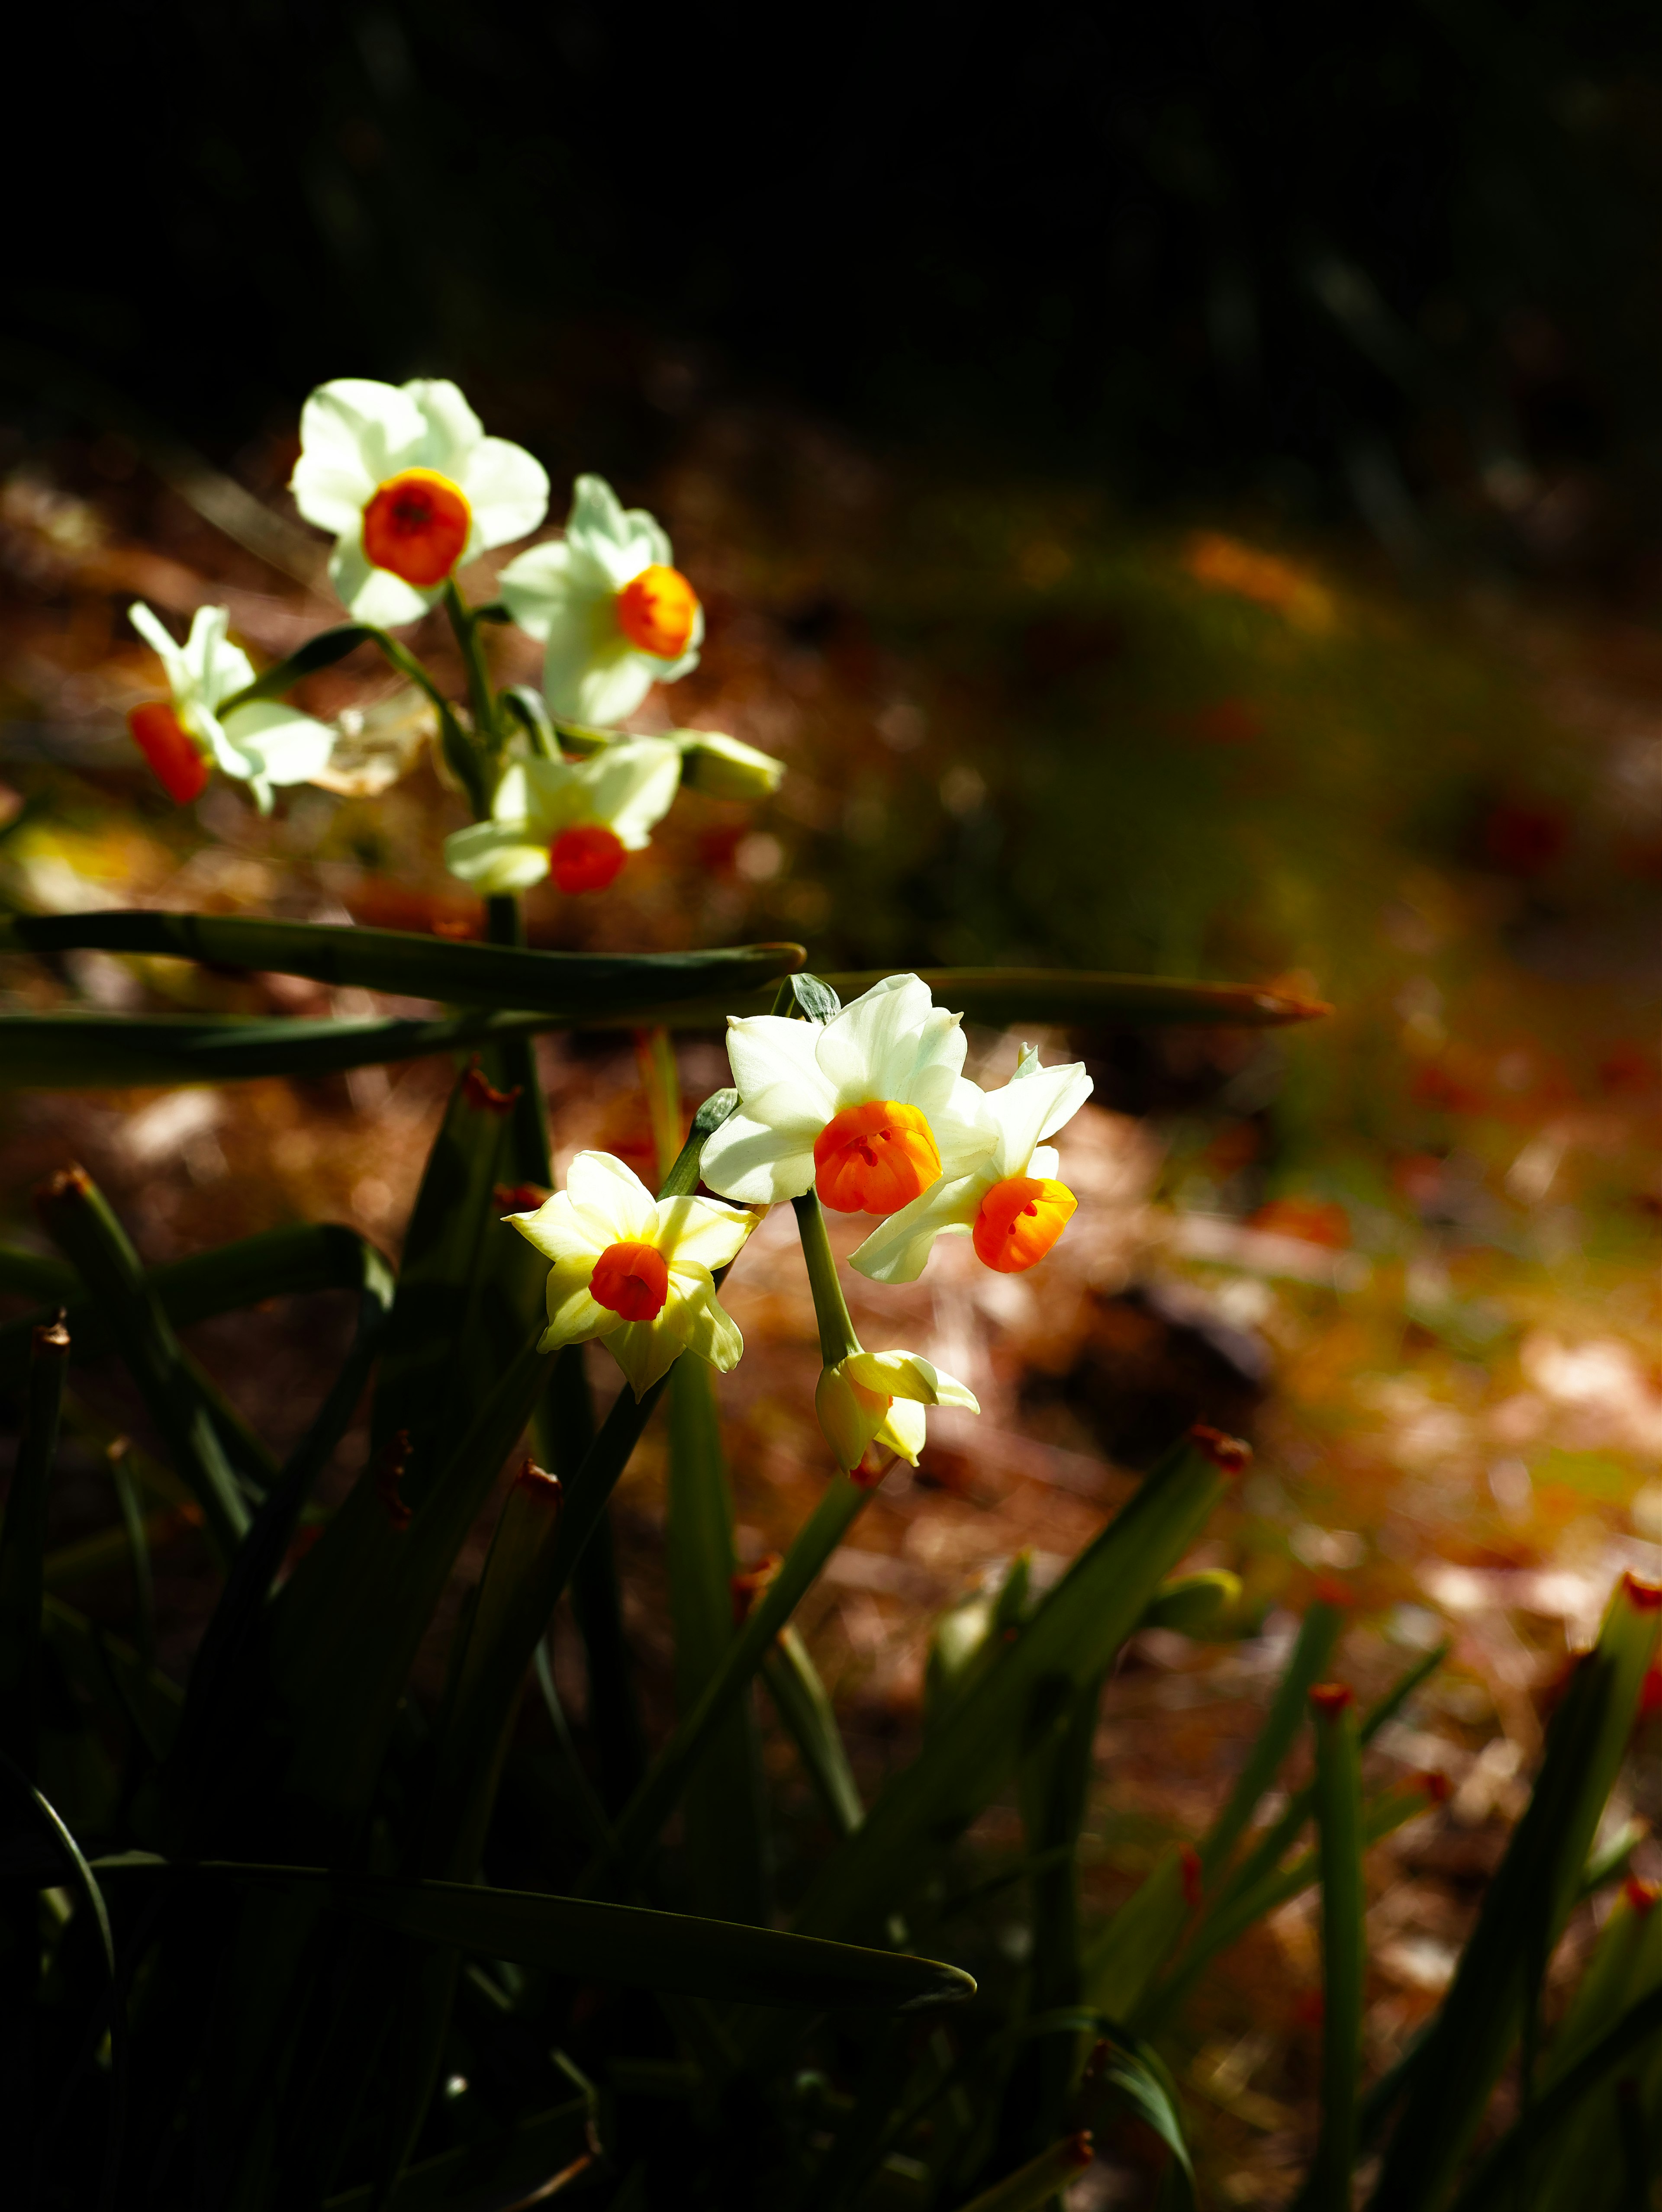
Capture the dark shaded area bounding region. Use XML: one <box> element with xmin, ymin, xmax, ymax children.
<box><xmin>11</xmin><ymin>3</ymin><xmax>1662</xmax><ymax>572</ymax></box>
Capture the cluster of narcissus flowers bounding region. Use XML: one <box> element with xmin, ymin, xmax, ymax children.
<box><xmin>507</xmin><ymin>976</ymin><xmax>1092</xmax><ymax>1473</ymax></box>
<box><xmin>123</xmin><ymin>375</ymin><xmax>782</xmax><ymax>878</ymax></box>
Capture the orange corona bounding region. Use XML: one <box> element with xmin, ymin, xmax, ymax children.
<box><xmin>361</xmin><ymin>468</ymin><xmax>472</xmax><ymax>586</ymax></box>
<box><xmin>814</xmin><ymin>1101</ymin><xmax>941</xmax><ymax>1215</ymax></box>
<box><xmin>589</xmin><ymin>1240</ymin><xmax>670</xmax><ymax>1322</ymax></box>
<box><xmin>127</xmin><ymin>702</ymin><xmax>209</xmax><ymax>804</ymax></box>
<box><xmin>972</xmin><ymin>1176</ymin><xmax>1076</xmax><ymax>1272</ymax></box>
<box><xmin>615</xmin><ymin>564</ymin><xmax>700</xmax><ymax>659</ymax></box>
<box><xmin>551</xmin><ymin>824</ymin><xmax>628</xmax><ymax>894</ymax></box>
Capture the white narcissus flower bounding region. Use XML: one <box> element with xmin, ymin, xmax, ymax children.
<box><xmin>698</xmin><ymin>974</ymin><xmax>994</xmax><ymax>1216</ymax></box>
<box><xmin>850</xmin><ymin>1051</ymin><xmax>1092</xmax><ymax>1284</ymax></box>
<box><xmin>126</xmin><ymin>603</ymin><xmax>333</xmax><ymax>813</ymax></box>
<box><xmin>442</xmin><ymin>740</ymin><xmax>683</xmax><ymax>897</ymax></box>
<box><xmin>497</xmin><ymin>475</ymin><xmax>704</xmax><ymax>727</ymax></box>
<box><xmin>815</xmin><ymin>1349</ymin><xmax>980</xmax><ymax>1472</ymax></box>
<box><xmin>506</xmin><ymin>1151</ymin><xmax>755</xmax><ymax>1399</ymax></box>
<box><xmin>290</xmin><ymin>378</ymin><xmax>549</xmax><ymax>627</ymax></box>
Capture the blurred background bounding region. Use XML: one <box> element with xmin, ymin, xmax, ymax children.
<box><xmin>2</xmin><ymin>4</ymin><xmax>1661</xmax><ymax>2200</ymax></box>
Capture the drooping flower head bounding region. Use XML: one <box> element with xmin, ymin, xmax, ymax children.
<box><xmin>290</xmin><ymin>379</ymin><xmax>549</xmax><ymax>627</ymax></box>
<box><xmin>850</xmin><ymin>1048</ymin><xmax>1092</xmax><ymax>1284</ymax></box>
<box><xmin>815</xmin><ymin>1349</ymin><xmax>979</xmax><ymax>1473</ymax></box>
<box><xmin>699</xmin><ymin>974</ymin><xmax>993</xmax><ymax>1215</ymax></box>
<box><xmin>506</xmin><ymin>1151</ymin><xmax>754</xmax><ymax>1398</ymax></box>
<box><xmin>126</xmin><ymin>603</ymin><xmax>333</xmax><ymax>813</ymax></box>
<box><xmin>497</xmin><ymin>475</ymin><xmax>703</xmax><ymax>727</ymax></box>
<box><xmin>442</xmin><ymin>739</ymin><xmax>683</xmax><ymax>897</ymax></box>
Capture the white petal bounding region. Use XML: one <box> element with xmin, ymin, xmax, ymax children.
<box><xmin>847</xmin><ymin>1174</ymin><xmax>985</xmax><ymax>1285</ymax></box>
<box><xmin>218</xmin><ymin>702</ymin><xmax>335</xmax><ymax>785</ymax></box>
<box><xmin>443</xmin><ymin>820</ymin><xmax>551</xmax><ymax>894</ymax></box>
<box><xmin>564</xmin><ymin>1150</ymin><xmax>657</xmax><ymax>1241</ymax></box>
<box><xmin>985</xmin><ymin>1060</ymin><xmax>1093</xmax><ymax>1174</ymax></box>
<box><xmin>725</xmin><ymin>1014</ymin><xmax>834</xmax><ymax>1112</ymax></box>
<box><xmin>539</xmin><ymin>1270</ymin><xmax>620</xmax><ymax>1352</ymax></box>
<box><xmin>329</xmin><ymin>538</ymin><xmax>435</xmax><ymax>627</ymax></box>
<box><xmin>817</xmin><ymin>974</ymin><xmax>941</xmax><ymax>1104</ymax></box>
<box><xmin>292</xmin><ymin>380</ymin><xmax>422</xmax><ymax>528</ymax></box>
<box><xmin>567</xmin><ymin>473</ymin><xmax>672</xmax><ymax>587</ymax></box>
<box><xmin>695</xmin><ymin>1114</ymin><xmax>818</xmax><ymax>1206</ymax></box>
<box><xmin>129</xmin><ymin>602</ymin><xmax>192</xmax><ymax>699</ymax></box>
<box><xmin>848</xmin><ymin>1350</ymin><xmax>978</xmax><ymax>1411</ymax></box>
<box><xmin>403</xmin><ymin>379</ymin><xmax>484</xmax><ymax>473</ymax></box>
<box><xmin>459</xmin><ymin>436</ymin><xmax>549</xmax><ymax>550</ymax></box>
<box><xmin>496</xmin><ymin>539</ymin><xmax>577</xmax><ymax>642</ymax></box>
<box><xmin>502</xmin><ymin>754</ymin><xmax>583</xmax><ymax>830</ymax></box>
<box><xmin>549</xmin><ymin>637</ymin><xmax>659</xmax><ymax>727</ymax></box>
<box><xmin>654</xmin><ymin>1193</ymin><xmax>754</xmax><ymax>1273</ymax></box>
<box><xmin>662</xmin><ymin>1272</ymin><xmax>744</xmax><ymax>1373</ymax></box>
<box><xmin>1030</xmin><ymin>1146</ymin><xmax>1060</xmax><ymax>1180</ymax></box>
<box><xmin>607</xmin><ymin>1312</ymin><xmax>692</xmax><ymax>1398</ymax></box>
<box><xmin>575</xmin><ymin>737</ymin><xmax>682</xmax><ymax>847</ymax></box>
<box><xmin>508</xmin><ymin>1191</ymin><xmax>604</xmax><ymax>1269</ymax></box>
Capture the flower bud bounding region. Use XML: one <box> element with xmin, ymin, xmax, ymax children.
<box><xmin>676</xmin><ymin>728</ymin><xmax>786</xmax><ymax>802</ymax></box>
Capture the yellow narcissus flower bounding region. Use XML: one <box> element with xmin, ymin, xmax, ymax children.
<box><xmin>506</xmin><ymin>1151</ymin><xmax>755</xmax><ymax>1399</ymax></box>
<box><xmin>699</xmin><ymin>975</ymin><xmax>994</xmax><ymax>1216</ymax></box>
<box><xmin>497</xmin><ymin>475</ymin><xmax>704</xmax><ymax>726</ymax></box>
<box><xmin>442</xmin><ymin>740</ymin><xmax>683</xmax><ymax>897</ymax></box>
<box><xmin>290</xmin><ymin>378</ymin><xmax>549</xmax><ymax>627</ymax></box>
<box><xmin>126</xmin><ymin>603</ymin><xmax>333</xmax><ymax>813</ymax></box>
<box><xmin>815</xmin><ymin>1349</ymin><xmax>979</xmax><ymax>1473</ymax></box>
<box><xmin>849</xmin><ymin>1049</ymin><xmax>1091</xmax><ymax>1283</ymax></box>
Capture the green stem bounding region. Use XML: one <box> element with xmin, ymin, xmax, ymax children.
<box><xmin>580</xmin><ymin>1471</ymin><xmax>871</xmax><ymax>1897</ymax></box>
<box><xmin>444</xmin><ymin>578</ymin><xmax>500</xmax><ymax>764</ymax></box>
<box><xmin>365</xmin><ymin>623</ymin><xmax>486</xmax><ymax>818</ymax></box>
<box><xmin>1306</xmin><ymin>1693</ymin><xmax>1364</xmax><ymax>2212</ymax></box>
<box><xmin>792</xmin><ymin>1192</ymin><xmax>861</xmax><ymax>1367</ymax></box>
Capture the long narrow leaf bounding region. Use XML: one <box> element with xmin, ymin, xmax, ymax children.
<box><xmin>1370</xmin><ymin>1573</ymin><xmax>1662</xmax><ymax>2210</ymax></box>
<box><xmin>1307</xmin><ymin>1685</ymin><xmax>1364</xmax><ymax>2211</ymax></box>
<box><xmin>795</xmin><ymin>1428</ymin><xmax>1240</xmax><ymax>1942</ymax></box>
<box><xmin>35</xmin><ymin>1169</ymin><xmax>248</xmax><ymax>1556</ymax></box>
<box><xmin>947</xmin><ymin>2134</ymin><xmax>1095</xmax><ymax>2212</ymax></box>
<box><xmin>763</xmin><ymin>1624</ymin><xmax>863</xmax><ymax>1839</ymax></box>
<box><xmin>0</xmin><ymin>909</ymin><xmax>803</xmax><ymax>1016</ymax></box>
<box><xmin>0</xmin><ymin>1316</ymin><xmax>69</xmax><ymax>1775</ymax></box>
<box><xmin>321</xmin><ymin>2093</ymin><xmax>596</xmax><ymax>2211</ymax></box>
<box><xmin>114</xmin><ymin>1861</ymin><xmax>975</xmax><ymax>2012</ymax></box>
<box><xmin>1198</xmin><ymin>1597</ymin><xmax>1346</xmax><ymax>1882</ymax></box>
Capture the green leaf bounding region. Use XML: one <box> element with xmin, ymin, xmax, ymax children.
<box><xmin>649</xmin><ymin>968</ymin><xmax>1331</xmax><ymax>1031</ymax></box>
<box><xmin>947</xmin><ymin>2133</ymin><xmax>1096</xmax><ymax>2212</ymax></box>
<box><xmin>213</xmin><ymin>623</ymin><xmax>377</xmax><ymax>713</ymax></box>
<box><xmin>1084</xmin><ymin>2041</ymin><xmax>1196</xmax><ymax>2209</ymax></box>
<box><xmin>1307</xmin><ymin>1688</ymin><xmax>1365</xmax><ymax>2211</ymax></box>
<box><xmin>1198</xmin><ymin>1596</ymin><xmax>1346</xmax><ymax>1881</ymax></box>
<box><xmin>35</xmin><ymin>1170</ymin><xmax>248</xmax><ymax>1558</ymax></box>
<box><xmin>0</xmin><ymin>1756</ymin><xmax>113</xmax><ymax>1976</ymax></box>
<box><xmin>321</xmin><ymin>2093</ymin><xmax>596</xmax><ymax>2211</ymax></box>
<box><xmin>0</xmin><ymin>908</ymin><xmax>802</xmax><ymax>1016</ymax></box>
<box><xmin>667</xmin><ymin>1356</ymin><xmax>769</xmax><ymax>1923</ymax></box>
<box><xmin>794</xmin><ymin>1429</ymin><xmax>1236</xmax><ymax>1943</ymax></box>
<box><xmin>42</xmin><ymin>1594</ymin><xmax>181</xmax><ymax>1763</ymax></box>
<box><xmin>763</xmin><ymin>1624</ymin><xmax>864</xmax><ymax>1839</ymax></box>
<box><xmin>115</xmin><ymin>1860</ymin><xmax>976</xmax><ymax>2012</ymax></box>
<box><xmin>0</xmin><ymin>1220</ymin><xmax>393</xmax><ymax>1392</ymax></box>
<box><xmin>1445</xmin><ymin>1983</ymin><xmax>1662</xmax><ymax>2212</ymax></box>
<box><xmin>1370</xmin><ymin>1574</ymin><xmax>1662</xmax><ymax>2211</ymax></box>
<box><xmin>0</xmin><ymin>1315</ymin><xmax>68</xmax><ymax>1775</ymax></box>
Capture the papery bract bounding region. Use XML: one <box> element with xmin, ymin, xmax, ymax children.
<box><xmin>506</xmin><ymin>1150</ymin><xmax>754</xmax><ymax>1399</ymax></box>
<box><xmin>850</xmin><ymin>1051</ymin><xmax>1091</xmax><ymax>1283</ymax></box>
<box><xmin>127</xmin><ymin>603</ymin><xmax>333</xmax><ymax>814</ymax></box>
<box><xmin>291</xmin><ymin>377</ymin><xmax>549</xmax><ymax>627</ymax></box>
<box><xmin>497</xmin><ymin>474</ymin><xmax>704</xmax><ymax>726</ymax></box>
<box><xmin>699</xmin><ymin>974</ymin><xmax>994</xmax><ymax>1212</ymax></box>
<box><xmin>442</xmin><ymin>739</ymin><xmax>683</xmax><ymax>897</ymax></box>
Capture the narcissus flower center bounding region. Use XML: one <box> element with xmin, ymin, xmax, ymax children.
<box><xmin>589</xmin><ymin>1240</ymin><xmax>670</xmax><ymax>1322</ymax></box>
<box><xmin>814</xmin><ymin>1101</ymin><xmax>941</xmax><ymax>1215</ymax></box>
<box><xmin>972</xmin><ymin>1176</ymin><xmax>1077</xmax><ymax>1272</ymax></box>
<box><xmin>361</xmin><ymin>468</ymin><xmax>472</xmax><ymax>586</ymax></box>
<box><xmin>551</xmin><ymin>824</ymin><xmax>628</xmax><ymax>894</ymax></box>
<box><xmin>127</xmin><ymin>702</ymin><xmax>208</xmax><ymax>804</ymax></box>
<box><xmin>615</xmin><ymin>564</ymin><xmax>700</xmax><ymax>658</ymax></box>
